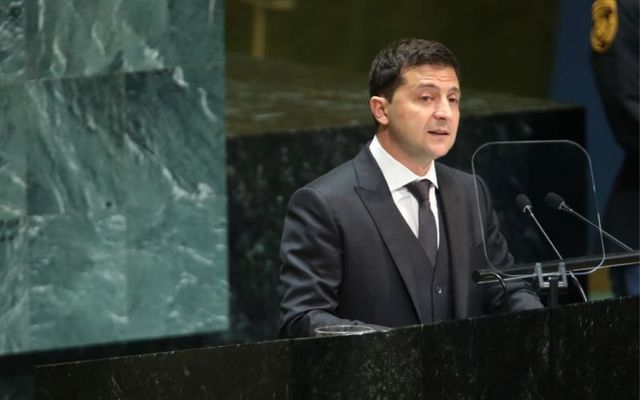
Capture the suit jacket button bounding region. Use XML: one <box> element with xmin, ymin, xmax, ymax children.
<box><xmin>435</xmin><ymin>285</ymin><xmax>443</xmax><ymax>294</ymax></box>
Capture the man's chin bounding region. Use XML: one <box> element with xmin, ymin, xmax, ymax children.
<box><xmin>427</xmin><ymin>146</ymin><xmax>453</xmax><ymax>161</ymax></box>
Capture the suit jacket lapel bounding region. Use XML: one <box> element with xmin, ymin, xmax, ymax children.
<box><xmin>352</xmin><ymin>146</ymin><xmax>432</xmax><ymax>323</ymax></box>
<box><xmin>436</xmin><ymin>164</ymin><xmax>470</xmax><ymax>318</ymax></box>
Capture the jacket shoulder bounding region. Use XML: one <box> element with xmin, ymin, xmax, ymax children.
<box><xmin>304</xmin><ymin>158</ymin><xmax>358</xmax><ymax>195</ymax></box>
<box><xmin>436</xmin><ymin>162</ymin><xmax>477</xmax><ymax>186</ymax></box>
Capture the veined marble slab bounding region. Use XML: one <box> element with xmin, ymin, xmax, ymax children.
<box><xmin>1</xmin><ymin>61</ymin><xmax>227</xmax><ymax>353</ymax></box>
<box><xmin>122</xmin><ymin>63</ymin><xmax>227</xmax><ymax>340</ymax></box>
<box><xmin>28</xmin><ymin>212</ymin><xmax>128</xmax><ymax>350</ymax></box>
<box><xmin>25</xmin><ymin>73</ymin><xmax>125</xmax><ymax>216</ymax></box>
<box><xmin>0</xmin><ymin>8</ymin><xmax>228</xmax><ymax>400</ymax></box>
<box><xmin>0</xmin><ymin>217</ymin><xmax>28</xmax><ymax>354</ymax></box>
<box><xmin>0</xmin><ymin>83</ymin><xmax>27</xmax><ymax>220</ymax></box>
<box><xmin>0</xmin><ymin>0</ymin><xmax>26</xmax><ymax>86</ymax></box>
<box><xmin>0</xmin><ymin>82</ymin><xmax>29</xmax><ymax>354</ymax></box>
<box><xmin>0</xmin><ymin>0</ymin><xmax>226</xmax><ymax>355</ymax></box>
<box><xmin>25</xmin><ymin>0</ymin><xmax>221</xmax><ymax>80</ymax></box>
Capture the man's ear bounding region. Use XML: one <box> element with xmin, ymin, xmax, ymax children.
<box><xmin>369</xmin><ymin>96</ymin><xmax>389</xmax><ymax>125</ymax></box>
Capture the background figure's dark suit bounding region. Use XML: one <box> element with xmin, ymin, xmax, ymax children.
<box><xmin>591</xmin><ymin>0</ymin><xmax>639</xmax><ymax>296</ymax></box>
<box><xmin>279</xmin><ymin>145</ymin><xmax>541</xmax><ymax>338</ymax></box>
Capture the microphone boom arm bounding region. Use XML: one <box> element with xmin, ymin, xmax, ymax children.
<box><xmin>561</xmin><ymin>205</ymin><xmax>633</xmax><ymax>252</ymax></box>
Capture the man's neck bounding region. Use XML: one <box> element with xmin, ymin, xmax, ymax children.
<box><xmin>375</xmin><ymin>132</ymin><xmax>433</xmax><ymax>176</ymax></box>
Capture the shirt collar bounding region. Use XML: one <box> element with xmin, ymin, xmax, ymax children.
<box><xmin>369</xmin><ymin>135</ymin><xmax>439</xmax><ymax>193</ymax></box>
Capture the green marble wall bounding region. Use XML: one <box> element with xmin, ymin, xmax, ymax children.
<box><xmin>0</xmin><ymin>0</ymin><xmax>227</xmax><ymax>354</ymax></box>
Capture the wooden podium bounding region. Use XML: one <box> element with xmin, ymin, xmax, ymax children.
<box><xmin>36</xmin><ymin>297</ymin><xmax>638</xmax><ymax>399</ymax></box>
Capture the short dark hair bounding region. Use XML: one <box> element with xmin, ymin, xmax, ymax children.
<box><xmin>369</xmin><ymin>38</ymin><xmax>460</xmax><ymax>100</ymax></box>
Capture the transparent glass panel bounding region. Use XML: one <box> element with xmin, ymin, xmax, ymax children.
<box><xmin>471</xmin><ymin>140</ymin><xmax>605</xmax><ymax>280</ymax></box>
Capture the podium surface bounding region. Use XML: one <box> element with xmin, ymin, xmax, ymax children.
<box><xmin>35</xmin><ymin>297</ymin><xmax>638</xmax><ymax>399</ymax></box>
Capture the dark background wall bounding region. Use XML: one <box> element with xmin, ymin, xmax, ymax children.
<box><xmin>226</xmin><ymin>0</ymin><xmax>557</xmax><ymax>98</ymax></box>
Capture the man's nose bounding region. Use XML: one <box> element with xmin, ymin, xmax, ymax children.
<box><xmin>433</xmin><ymin>99</ymin><xmax>452</xmax><ymax>119</ymax></box>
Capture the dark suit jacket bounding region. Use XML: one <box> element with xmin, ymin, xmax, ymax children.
<box><xmin>279</xmin><ymin>144</ymin><xmax>542</xmax><ymax>338</ymax></box>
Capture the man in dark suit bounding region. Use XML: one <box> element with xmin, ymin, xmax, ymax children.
<box><xmin>279</xmin><ymin>38</ymin><xmax>542</xmax><ymax>338</ymax></box>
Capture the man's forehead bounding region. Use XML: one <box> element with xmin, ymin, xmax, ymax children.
<box><xmin>401</xmin><ymin>64</ymin><xmax>460</xmax><ymax>90</ymax></box>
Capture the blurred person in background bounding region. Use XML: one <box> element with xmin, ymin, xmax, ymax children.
<box><xmin>591</xmin><ymin>0</ymin><xmax>639</xmax><ymax>296</ymax></box>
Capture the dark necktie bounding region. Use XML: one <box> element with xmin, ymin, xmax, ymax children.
<box><xmin>406</xmin><ymin>180</ymin><xmax>438</xmax><ymax>266</ymax></box>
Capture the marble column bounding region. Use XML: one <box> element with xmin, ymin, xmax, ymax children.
<box><xmin>0</xmin><ymin>0</ymin><xmax>227</xmax><ymax>354</ymax></box>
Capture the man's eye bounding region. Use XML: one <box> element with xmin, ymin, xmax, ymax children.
<box><xmin>420</xmin><ymin>96</ymin><xmax>433</xmax><ymax>101</ymax></box>
<box><xmin>449</xmin><ymin>97</ymin><xmax>459</xmax><ymax>104</ymax></box>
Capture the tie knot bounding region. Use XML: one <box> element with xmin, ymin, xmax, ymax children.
<box><xmin>406</xmin><ymin>180</ymin><xmax>432</xmax><ymax>203</ymax></box>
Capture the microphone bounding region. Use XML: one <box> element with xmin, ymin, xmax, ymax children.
<box><xmin>515</xmin><ymin>194</ymin><xmax>532</xmax><ymax>214</ymax></box>
<box><xmin>544</xmin><ymin>192</ymin><xmax>570</xmax><ymax>212</ymax></box>
<box><xmin>516</xmin><ymin>194</ymin><xmax>563</xmax><ymax>260</ymax></box>
<box><xmin>544</xmin><ymin>192</ymin><xmax>634</xmax><ymax>252</ymax></box>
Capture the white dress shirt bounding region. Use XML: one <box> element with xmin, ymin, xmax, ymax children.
<box><xmin>369</xmin><ymin>135</ymin><xmax>440</xmax><ymax>247</ymax></box>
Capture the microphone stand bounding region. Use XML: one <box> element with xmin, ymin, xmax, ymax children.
<box><xmin>516</xmin><ymin>194</ymin><xmax>568</xmax><ymax>307</ymax></box>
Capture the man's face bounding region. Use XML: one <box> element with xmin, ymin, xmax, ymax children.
<box><xmin>373</xmin><ymin>64</ymin><xmax>460</xmax><ymax>172</ymax></box>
